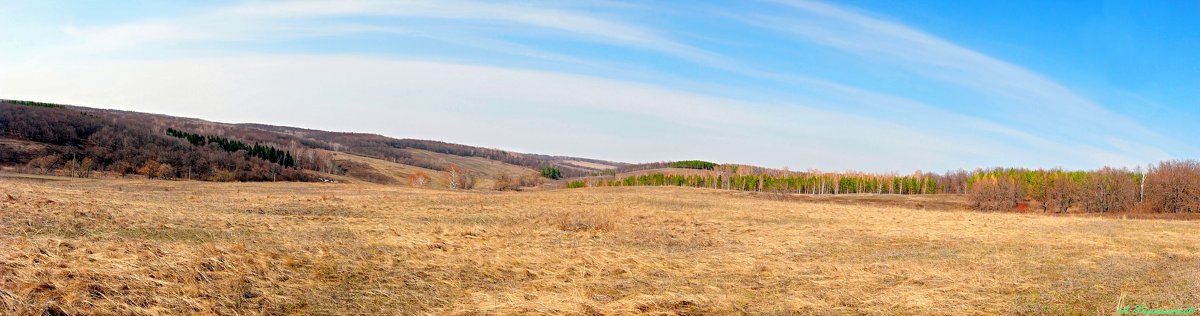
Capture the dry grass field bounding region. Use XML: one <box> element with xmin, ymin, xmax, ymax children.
<box><xmin>2</xmin><ymin>176</ymin><xmax>1198</xmax><ymax>315</ymax></box>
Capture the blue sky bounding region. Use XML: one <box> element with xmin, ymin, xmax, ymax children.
<box><xmin>1</xmin><ymin>0</ymin><xmax>1197</xmax><ymax>172</ymax></box>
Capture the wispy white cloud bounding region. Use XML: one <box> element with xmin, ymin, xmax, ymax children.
<box><xmin>222</xmin><ymin>0</ymin><xmax>713</xmax><ymax>58</ymax></box>
<box><xmin>0</xmin><ymin>55</ymin><xmax>1070</xmax><ymax>171</ymax></box>
<box><xmin>749</xmin><ymin>0</ymin><xmax>1187</xmax><ymax>166</ymax></box>
<box><xmin>64</xmin><ymin>0</ymin><xmax>725</xmax><ymax>65</ymax></box>
<box><xmin>6</xmin><ymin>0</ymin><xmax>1189</xmax><ymax>170</ymax></box>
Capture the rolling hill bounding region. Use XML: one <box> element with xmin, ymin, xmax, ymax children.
<box><xmin>0</xmin><ymin>99</ymin><xmax>623</xmax><ymax>188</ymax></box>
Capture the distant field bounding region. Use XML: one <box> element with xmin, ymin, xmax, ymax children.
<box><xmin>2</xmin><ymin>178</ymin><xmax>1198</xmax><ymax>315</ymax></box>
<box><xmin>561</xmin><ymin>160</ymin><xmax>617</xmax><ymax>170</ymax></box>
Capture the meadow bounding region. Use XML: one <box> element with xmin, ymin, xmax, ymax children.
<box><xmin>2</xmin><ymin>175</ymin><xmax>1198</xmax><ymax>315</ymax></box>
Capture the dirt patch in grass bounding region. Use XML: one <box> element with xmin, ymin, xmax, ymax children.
<box><xmin>236</xmin><ymin>205</ymin><xmax>366</xmax><ymax>218</ymax></box>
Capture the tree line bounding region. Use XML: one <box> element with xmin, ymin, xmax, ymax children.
<box><xmin>568</xmin><ymin>160</ymin><xmax>1200</xmax><ymax>213</ymax></box>
<box><xmin>242</xmin><ymin>126</ymin><xmax>623</xmax><ymax>178</ymax></box>
<box><xmin>578</xmin><ymin>171</ymin><xmax>956</xmax><ymax>194</ymax></box>
<box><xmin>166</xmin><ymin>128</ymin><xmax>295</xmax><ymax>167</ymax></box>
<box><xmin>968</xmin><ymin>162</ymin><xmax>1200</xmax><ymax>213</ymax></box>
<box><xmin>668</xmin><ymin>160</ymin><xmax>718</xmax><ymax>170</ymax></box>
<box><xmin>1</xmin><ymin>102</ymin><xmax>318</xmax><ymax>181</ymax></box>
<box><xmin>1</xmin><ymin>99</ymin><xmax>66</xmax><ymax>109</ymax></box>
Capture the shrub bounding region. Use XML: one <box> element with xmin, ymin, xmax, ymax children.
<box><xmin>968</xmin><ymin>176</ymin><xmax>1022</xmax><ymax>211</ymax></box>
<box><xmin>110</xmin><ymin>161</ymin><xmax>134</xmax><ymax>177</ymax></box>
<box><xmin>210</xmin><ymin>170</ymin><xmax>238</xmax><ymax>182</ymax></box>
<box><xmin>408</xmin><ymin>171</ymin><xmax>432</xmax><ymax>187</ymax></box>
<box><xmin>155</xmin><ymin>163</ymin><xmax>175</xmax><ymax>180</ymax></box>
<box><xmin>567</xmin><ymin>180</ymin><xmax>586</xmax><ymax>189</ymax></box>
<box><xmin>63</xmin><ymin>157</ymin><xmax>95</xmax><ymax>178</ymax></box>
<box><xmin>518</xmin><ymin>174</ymin><xmax>544</xmax><ymax>187</ymax></box>
<box><xmin>493</xmin><ymin>175</ymin><xmax>520</xmax><ymax>191</ymax></box>
<box><xmin>540</xmin><ymin>167</ymin><xmax>561</xmax><ymax>180</ymax></box>
<box><xmin>138</xmin><ymin>160</ymin><xmax>162</xmax><ymax>179</ymax></box>
<box><xmin>26</xmin><ymin>155</ymin><xmax>61</xmax><ymax>175</ymax></box>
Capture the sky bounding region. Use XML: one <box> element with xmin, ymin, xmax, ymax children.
<box><xmin>1</xmin><ymin>0</ymin><xmax>1197</xmax><ymax>172</ymax></box>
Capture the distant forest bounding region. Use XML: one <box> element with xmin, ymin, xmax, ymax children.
<box><xmin>3</xmin><ymin>99</ymin><xmax>1198</xmax><ymax>213</ymax></box>
<box><xmin>242</xmin><ymin>124</ymin><xmax>619</xmax><ymax>178</ymax></box>
<box><xmin>0</xmin><ymin>100</ymin><xmax>620</xmax><ymax>182</ymax></box>
<box><xmin>575</xmin><ymin>161</ymin><xmax>1200</xmax><ymax>214</ymax></box>
<box><xmin>166</xmin><ymin>128</ymin><xmax>295</xmax><ymax>168</ymax></box>
<box><xmin>1</xmin><ymin>101</ymin><xmax>315</xmax><ymax>181</ymax></box>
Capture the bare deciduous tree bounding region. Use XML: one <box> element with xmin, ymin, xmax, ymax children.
<box><xmin>1080</xmin><ymin>167</ymin><xmax>1137</xmax><ymax>213</ymax></box>
<box><xmin>26</xmin><ymin>155</ymin><xmax>60</xmax><ymax>175</ymax></box>
<box><xmin>139</xmin><ymin>160</ymin><xmax>162</xmax><ymax>179</ymax></box>
<box><xmin>1144</xmin><ymin>160</ymin><xmax>1200</xmax><ymax>213</ymax></box>
<box><xmin>968</xmin><ymin>176</ymin><xmax>1022</xmax><ymax>212</ymax></box>
<box><xmin>444</xmin><ymin>164</ymin><xmax>474</xmax><ymax>190</ymax></box>
<box><xmin>1042</xmin><ymin>171</ymin><xmax>1081</xmax><ymax>213</ymax></box>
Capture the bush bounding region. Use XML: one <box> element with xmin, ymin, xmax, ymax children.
<box><xmin>518</xmin><ymin>174</ymin><xmax>544</xmax><ymax>187</ymax></box>
<box><xmin>567</xmin><ymin>180</ymin><xmax>586</xmax><ymax>189</ymax></box>
<box><xmin>968</xmin><ymin>176</ymin><xmax>1022</xmax><ymax>211</ymax></box>
<box><xmin>138</xmin><ymin>160</ymin><xmax>162</xmax><ymax>179</ymax></box>
<box><xmin>26</xmin><ymin>155</ymin><xmax>61</xmax><ymax>175</ymax></box>
<box><xmin>540</xmin><ymin>167</ymin><xmax>561</xmax><ymax>180</ymax></box>
<box><xmin>63</xmin><ymin>157</ymin><xmax>95</xmax><ymax>178</ymax></box>
<box><xmin>210</xmin><ymin>170</ymin><xmax>238</xmax><ymax>182</ymax></box>
<box><xmin>408</xmin><ymin>171</ymin><xmax>433</xmax><ymax>187</ymax></box>
<box><xmin>155</xmin><ymin>163</ymin><xmax>175</xmax><ymax>180</ymax></box>
<box><xmin>493</xmin><ymin>175</ymin><xmax>519</xmax><ymax>191</ymax></box>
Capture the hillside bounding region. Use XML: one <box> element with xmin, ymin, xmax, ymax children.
<box><xmin>0</xmin><ymin>99</ymin><xmax>622</xmax><ymax>188</ymax></box>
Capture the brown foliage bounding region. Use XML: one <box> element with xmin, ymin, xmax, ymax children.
<box><xmin>110</xmin><ymin>161</ymin><xmax>134</xmax><ymax>177</ymax></box>
<box><xmin>1079</xmin><ymin>167</ymin><xmax>1137</xmax><ymax>213</ymax></box>
<box><xmin>518</xmin><ymin>174</ymin><xmax>544</xmax><ymax>187</ymax></box>
<box><xmin>1042</xmin><ymin>173</ymin><xmax>1081</xmax><ymax>213</ymax></box>
<box><xmin>63</xmin><ymin>157</ymin><xmax>95</xmax><ymax>178</ymax></box>
<box><xmin>492</xmin><ymin>174</ymin><xmax>519</xmax><ymax>191</ymax></box>
<box><xmin>0</xmin><ymin>102</ymin><xmax>318</xmax><ymax>182</ymax></box>
<box><xmin>968</xmin><ymin>176</ymin><xmax>1022</xmax><ymax>212</ymax></box>
<box><xmin>155</xmin><ymin>163</ymin><xmax>175</xmax><ymax>180</ymax></box>
<box><xmin>25</xmin><ymin>155</ymin><xmax>60</xmax><ymax>175</ymax></box>
<box><xmin>209</xmin><ymin>169</ymin><xmax>238</xmax><ymax>182</ymax></box>
<box><xmin>407</xmin><ymin>171</ymin><xmax>432</xmax><ymax>187</ymax></box>
<box><xmin>1144</xmin><ymin>160</ymin><xmax>1200</xmax><ymax>213</ymax></box>
<box><xmin>138</xmin><ymin>160</ymin><xmax>162</xmax><ymax>179</ymax></box>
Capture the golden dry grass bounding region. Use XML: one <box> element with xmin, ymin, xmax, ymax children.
<box><xmin>1</xmin><ymin>176</ymin><xmax>1198</xmax><ymax>315</ymax></box>
<box><xmin>401</xmin><ymin>149</ymin><xmax>536</xmax><ymax>187</ymax></box>
<box><xmin>328</xmin><ymin>152</ymin><xmax>447</xmax><ymax>187</ymax></box>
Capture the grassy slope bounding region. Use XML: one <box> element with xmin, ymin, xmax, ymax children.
<box><xmin>402</xmin><ymin>148</ymin><xmax>536</xmax><ymax>177</ymax></box>
<box><xmin>401</xmin><ymin>148</ymin><xmax>538</xmax><ymax>189</ymax></box>
<box><xmin>1</xmin><ymin>101</ymin><xmax>611</xmax><ymax>186</ymax></box>
<box><xmin>1</xmin><ymin>178</ymin><xmax>1198</xmax><ymax>315</ymax></box>
<box><xmin>321</xmin><ymin>149</ymin><xmax>536</xmax><ymax>189</ymax></box>
<box><xmin>327</xmin><ymin>151</ymin><xmax>447</xmax><ymax>187</ymax></box>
